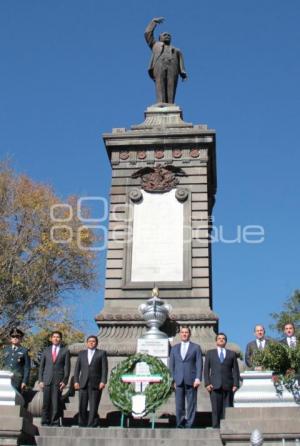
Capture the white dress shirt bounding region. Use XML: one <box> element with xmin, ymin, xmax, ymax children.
<box><xmin>287</xmin><ymin>336</ymin><xmax>297</xmax><ymax>347</ymax></box>
<box><xmin>88</xmin><ymin>348</ymin><xmax>95</xmax><ymax>365</ymax></box>
<box><xmin>52</xmin><ymin>345</ymin><xmax>60</xmax><ymax>355</ymax></box>
<box><xmin>256</xmin><ymin>339</ymin><xmax>266</xmax><ymax>349</ymax></box>
<box><xmin>217</xmin><ymin>347</ymin><xmax>226</xmax><ymax>360</ymax></box>
<box><xmin>180</xmin><ymin>341</ymin><xmax>189</xmax><ymax>360</ymax></box>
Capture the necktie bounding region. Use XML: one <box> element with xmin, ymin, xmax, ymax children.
<box><xmin>52</xmin><ymin>346</ymin><xmax>57</xmax><ymax>362</ymax></box>
<box><xmin>290</xmin><ymin>337</ymin><xmax>296</xmax><ymax>348</ymax></box>
<box><xmin>219</xmin><ymin>349</ymin><xmax>225</xmax><ymax>363</ymax></box>
<box><xmin>258</xmin><ymin>340</ymin><xmax>263</xmax><ymax>350</ymax></box>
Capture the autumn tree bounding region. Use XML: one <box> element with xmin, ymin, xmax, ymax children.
<box><xmin>0</xmin><ymin>161</ymin><xmax>98</xmax><ymax>338</ymax></box>
<box><xmin>270</xmin><ymin>290</ymin><xmax>300</xmax><ymax>337</ymax></box>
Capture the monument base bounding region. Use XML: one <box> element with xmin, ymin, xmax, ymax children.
<box><xmin>220</xmin><ymin>407</ymin><xmax>300</xmax><ymax>446</ymax></box>
<box><xmin>0</xmin><ymin>371</ymin><xmax>24</xmax><ymax>407</ymax></box>
<box><xmin>234</xmin><ymin>371</ymin><xmax>298</xmax><ymax>407</ymax></box>
<box><xmin>0</xmin><ymin>405</ymin><xmax>37</xmax><ymax>446</ymax></box>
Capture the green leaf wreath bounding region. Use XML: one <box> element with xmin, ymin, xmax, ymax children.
<box><xmin>252</xmin><ymin>342</ymin><xmax>300</xmax><ymax>403</ymax></box>
<box><xmin>108</xmin><ymin>353</ymin><xmax>173</xmax><ymax>415</ymax></box>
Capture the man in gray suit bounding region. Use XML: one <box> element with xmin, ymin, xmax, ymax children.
<box><xmin>145</xmin><ymin>17</ymin><xmax>187</xmax><ymax>104</ymax></box>
<box><xmin>169</xmin><ymin>326</ymin><xmax>202</xmax><ymax>428</ymax></box>
<box><xmin>74</xmin><ymin>335</ymin><xmax>108</xmax><ymax>427</ymax></box>
<box><xmin>280</xmin><ymin>322</ymin><xmax>298</xmax><ymax>348</ymax></box>
<box><xmin>204</xmin><ymin>333</ymin><xmax>240</xmax><ymax>428</ymax></box>
<box><xmin>38</xmin><ymin>331</ymin><xmax>70</xmax><ymax>426</ymax></box>
<box><xmin>245</xmin><ymin>324</ymin><xmax>271</xmax><ymax>368</ymax></box>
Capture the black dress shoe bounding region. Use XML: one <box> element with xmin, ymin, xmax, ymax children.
<box><xmin>41</xmin><ymin>422</ymin><xmax>50</xmax><ymax>426</ymax></box>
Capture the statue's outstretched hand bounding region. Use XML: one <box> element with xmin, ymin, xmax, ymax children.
<box><xmin>153</xmin><ymin>17</ymin><xmax>164</xmax><ymax>25</ymax></box>
<box><xmin>181</xmin><ymin>72</ymin><xmax>188</xmax><ymax>81</ymax></box>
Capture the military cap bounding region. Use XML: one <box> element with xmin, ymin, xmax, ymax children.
<box><xmin>9</xmin><ymin>328</ymin><xmax>24</xmax><ymax>338</ymax></box>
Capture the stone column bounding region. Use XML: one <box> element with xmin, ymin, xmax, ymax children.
<box><xmin>96</xmin><ymin>104</ymin><xmax>220</xmax><ymax>356</ymax></box>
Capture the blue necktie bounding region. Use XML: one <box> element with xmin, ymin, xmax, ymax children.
<box><xmin>219</xmin><ymin>349</ymin><xmax>224</xmax><ymax>363</ymax></box>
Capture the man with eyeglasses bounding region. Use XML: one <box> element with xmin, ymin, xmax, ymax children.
<box><xmin>3</xmin><ymin>328</ymin><xmax>30</xmax><ymax>393</ymax></box>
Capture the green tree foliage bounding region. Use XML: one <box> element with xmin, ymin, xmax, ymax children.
<box><xmin>270</xmin><ymin>290</ymin><xmax>300</xmax><ymax>336</ymax></box>
<box><xmin>0</xmin><ymin>161</ymin><xmax>98</xmax><ymax>338</ymax></box>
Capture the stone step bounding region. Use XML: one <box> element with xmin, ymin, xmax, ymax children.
<box><xmin>36</xmin><ymin>435</ymin><xmax>221</xmax><ymax>446</ymax></box>
<box><xmin>37</xmin><ymin>426</ymin><xmax>220</xmax><ymax>440</ymax></box>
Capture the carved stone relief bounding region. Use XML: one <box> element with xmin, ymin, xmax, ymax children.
<box><xmin>131</xmin><ymin>163</ymin><xmax>186</xmax><ymax>193</ymax></box>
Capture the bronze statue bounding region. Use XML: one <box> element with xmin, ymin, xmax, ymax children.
<box><xmin>145</xmin><ymin>17</ymin><xmax>188</xmax><ymax>104</ymax></box>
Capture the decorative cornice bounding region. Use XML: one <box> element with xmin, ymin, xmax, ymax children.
<box><xmin>96</xmin><ymin>312</ymin><xmax>218</xmax><ymax>322</ymax></box>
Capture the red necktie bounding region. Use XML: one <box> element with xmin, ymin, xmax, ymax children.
<box><xmin>52</xmin><ymin>347</ymin><xmax>57</xmax><ymax>362</ymax></box>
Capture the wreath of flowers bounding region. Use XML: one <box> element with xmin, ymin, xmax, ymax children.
<box><xmin>108</xmin><ymin>353</ymin><xmax>173</xmax><ymax>415</ymax></box>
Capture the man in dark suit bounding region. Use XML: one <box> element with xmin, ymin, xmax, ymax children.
<box><xmin>38</xmin><ymin>331</ymin><xmax>70</xmax><ymax>426</ymax></box>
<box><xmin>280</xmin><ymin>322</ymin><xmax>298</xmax><ymax>348</ymax></box>
<box><xmin>145</xmin><ymin>17</ymin><xmax>187</xmax><ymax>104</ymax></box>
<box><xmin>169</xmin><ymin>326</ymin><xmax>202</xmax><ymax>428</ymax></box>
<box><xmin>204</xmin><ymin>333</ymin><xmax>240</xmax><ymax>428</ymax></box>
<box><xmin>74</xmin><ymin>335</ymin><xmax>108</xmax><ymax>427</ymax></box>
<box><xmin>245</xmin><ymin>324</ymin><xmax>271</xmax><ymax>368</ymax></box>
<box><xmin>3</xmin><ymin>328</ymin><xmax>30</xmax><ymax>392</ymax></box>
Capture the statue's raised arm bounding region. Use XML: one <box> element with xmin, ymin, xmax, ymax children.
<box><xmin>144</xmin><ymin>17</ymin><xmax>187</xmax><ymax>104</ymax></box>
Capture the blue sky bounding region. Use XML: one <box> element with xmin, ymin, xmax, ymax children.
<box><xmin>1</xmin><ymin>0</ymin><xmax>300</xmax><ymax>352</ymax></box>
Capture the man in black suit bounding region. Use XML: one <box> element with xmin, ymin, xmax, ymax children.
<box><xmin>245</xmin><ymin>324</ymin><xmax>271</xmax><ymax>368</ymax></box>
<box><xmin>169</xmin><ymin>326</ymin><xmax>202</xmax><ymax>428</ymax></box>
<box><xmin>204</xmin><ymin>333</ymin><xmax>240</xmax><ymax>428</ymax></box>
<box><xmin>74</xmin><ymin>335</ymin><xmax>108</xmax><ymax>427</ymax></box>
<box><xmin>280</xmin><ymin>322</ymin><xmax>298</xmax><ymax>348</ymax></box>
<box><xmin>38</xmin><ymin>331</ymin><xmax>70</xmax><ymax>426</ymax></box>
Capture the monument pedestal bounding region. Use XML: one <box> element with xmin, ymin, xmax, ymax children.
<box><xmin>234</xmin><ymin>371</ymin><xmax>298</xmax><ymax>407</ymax></box>
<box><xmin>0</xmin><ymin>405</ymin><xmax>37</xmax><ymax>446</ymax></box>
<box><xmin>0</xmin><ymin>371</ymin><xmax>24</xmax><ymax>407</ymax></box>
<box><xmin>221</xmin><ymin>372</ymin><xmax>300</xmax><ymax>446</ymax></box>
<box><xmin>97</xmin><ymin>104</ymin><xmax>220</xmax><ymax>355</ymax></box>
<box><xmin>87</xmin><ymin>103</ymin><xmax>240</xmax><ymax>418</ymax></box>
<box><xmin>220</xmin><ymin>407</ymin><xmax>300</xmax><ymax>446</ymax></box>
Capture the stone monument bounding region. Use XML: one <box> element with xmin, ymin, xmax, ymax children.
<box><xmin>95</xmin><ymin>17</ymin><xmax>224</xmax><ymax>370</ymax></box>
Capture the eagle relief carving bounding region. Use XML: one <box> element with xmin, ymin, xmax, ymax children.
<box><xmin>131</xmin><ymin>163</ymin><xmax>186</xmax><ymax>192</ymax></box>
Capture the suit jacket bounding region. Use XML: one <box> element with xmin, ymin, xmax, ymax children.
<box><xmin>74</xmin><ymin>349</ymin><xmax>108</xmax><ymax>390</ymax></box>
<box><xmin>245</xmin><ymin>338</ymin><xmax>271</xmax><ymax>368</ymax></box>
<box><xmin>145</xmin><ymin>20</ymin><xmax>186</xmax><ymax>80</ymax></box>
<box><xmin>204</xmin><ymin>349</ymin><xmax>240</xmax><ymax>391</ymax></box>
<box><xmin>169</xmin><ymin>342</ymin><xmax>203</xmax><ymax>386</ymax></box>
<box><xmin>3</xmin><ymin>345</ymin><xmax>30</xmax><ymax>384</ymax></box>
<box><xmin>38</xmin><ymin>345</ymin><xmax>70</xmax><ymax>386</ymax></box>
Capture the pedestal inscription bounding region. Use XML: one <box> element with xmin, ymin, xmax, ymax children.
<box><xmin>131</xmin><ymin>190</ymin><xmax>183</xmax><ymax>282</ymax></box>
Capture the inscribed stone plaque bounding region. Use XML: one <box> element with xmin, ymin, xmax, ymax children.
<box><xmin>136</xmin><ymin>337</ymin><xmax>169</xmax><ymax>391</ymax></box>
<box><xmin>131</xmin><ymin>190</ymin><xmax>183</xmax><ymax>282</ymax></box>
<box><xmin>137</xmin><ymin>338</ymin><xmax>169</xmax><ymax>358</ymax></box>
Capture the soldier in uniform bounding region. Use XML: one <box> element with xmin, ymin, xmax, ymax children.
<box><xmin>3</xmin><ymin>328</ymin><xmax>30</xmax><ymax>392</ymax></box>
